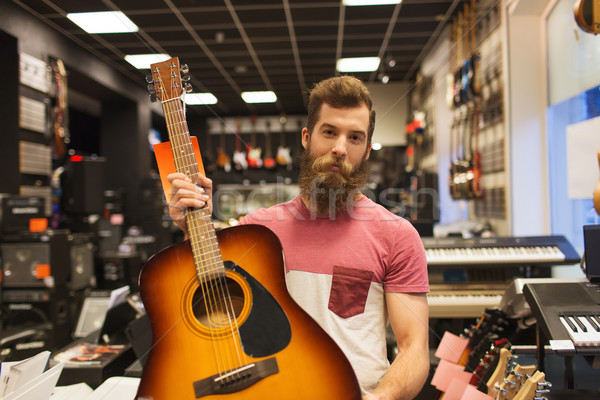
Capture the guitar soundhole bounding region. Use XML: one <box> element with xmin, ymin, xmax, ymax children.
<box><xmin>191</xmin><ymin>277</ymin><xmax>245</xmax><ymax>329</ymax></box>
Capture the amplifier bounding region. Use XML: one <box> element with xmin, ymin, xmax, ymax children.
<box><xmin>2</xmin><ymin>287</ymin><xmax>73</xmax><ymax>349</ymax></box>
<box><xmin>62</xmin><ymin>157</ymin><xmax>106</xmax><ymax>215</ymax></box>
<box><xmin>69</xmin><ymin>233</ymin><xmax>95</xmax><ymax>290</ymax></box>
<box><xmin>0</xmin><ymin>195</ymin><xmax>46</xmax><ymax>234</ymax></box>
<box><xmin>1</xmin><ymin>230</ymin><xmax>95</xmax><ymax>291</ymax></box>
<box><xmin>0</xmin><ymin>230</ymin><xmax>69</xmax><ymax>288</ymax></box>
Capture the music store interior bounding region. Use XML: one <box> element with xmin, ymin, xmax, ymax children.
<box><xmin>0</xmin><ymin>0</ymin><xmax>599</xmax><ymax>398</ymax></box>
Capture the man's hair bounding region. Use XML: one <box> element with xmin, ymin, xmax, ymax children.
<box><xmin>306</xmin><ymin>75</ymin><xmax>376</xmax><ymax>145</ymax></box>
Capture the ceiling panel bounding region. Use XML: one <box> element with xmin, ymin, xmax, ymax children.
<box><xmin>13</xmin><ymin>0</ymin><xmax>469</xmax><ymax>117</ymax></box>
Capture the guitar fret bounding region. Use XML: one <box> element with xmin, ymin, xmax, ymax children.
<box><xmin>161</xmin><ymin>98</ymin><xmax>228</xmax><ymax>280</ymax></box>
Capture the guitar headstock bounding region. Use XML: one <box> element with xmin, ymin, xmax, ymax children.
<box><xmin>513</xmin><ymin>370</ymin><xmax>551</xmax><ymax>400</ymax></box>
<box><xmin>495</xmin><ymin>363</ymin><xmax>537</xmax><ymax>400</ymax></box>
<box><xmin>147</xmin><ymin>57</ymin><xmax>192</xmax><ymax>103</ymax></box>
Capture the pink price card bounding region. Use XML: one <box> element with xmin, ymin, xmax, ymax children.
<box><xmin>434</xmin><ymin>331</ymin><xmax>469</xmax><ymax>363</ymax></box>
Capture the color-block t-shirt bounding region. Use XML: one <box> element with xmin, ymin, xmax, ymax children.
<box><xmin>240</xmin><ymin>195</ymin><xmax>429</xmax><ymax>394</ymax></box>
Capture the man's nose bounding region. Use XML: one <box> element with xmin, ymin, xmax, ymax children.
<box><xmin>331</xmin><ymin>136</ymin><xmax>347</xmax><ymax>159</ymax></box>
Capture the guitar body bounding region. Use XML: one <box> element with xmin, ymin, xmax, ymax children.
<box><xmin>136</xmin><ymin>224</ymin><xmax>361</xmax><ymax>400</ymax></box>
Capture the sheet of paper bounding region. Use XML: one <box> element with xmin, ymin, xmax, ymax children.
<box><xmin>1</xmin><ymin>361</ymin><xmax>63</xmax><ymax>400</ymax></box>
<box><xmin>443</xmin><ymin>378</ymin><xmax>472</xmax><ymax>400</ymax></box>
<box><xmin>87</xmin><ymin>377</ymin><xmax>140</xmax><ymax>400</ymax></box>
<box><xmin>566</xmin><ymin>115</ymin><xmax>600</xmax><ymax>199</ymax></box>
<box><xmin>430</xmin><ymin>359</ymin><xmax>472</xmax><ymax>392</ymax></box>
<box><xmin>434</xmin><ymin>331</ymin><xmax>469</xmax><ymax>363</ymax></box>
<box><xmin>1</xmin><ymin>351</ymin><xmax>50</xmax><ymax>397</ymax></box>
<box><xmin>459</xmin><ymin>383</ymin><xmax>494</xmax><ymax>400</ymax></box>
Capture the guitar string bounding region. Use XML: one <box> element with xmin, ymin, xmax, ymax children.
<box><xmin>165</xmin><ymin>99</ymin><xmax>239</xmax><ymax>375</ymax></box>
<box><xmin>159</xmin><ymin>85</ymin><xmax>228</xmax><ymax>376</ymax></box>
<box><xmin>164</xmin><ymin>90</ymin><xmax>248</xmax><ymax>376</ymax></box>
<box><xmin>162</xmin><ymin>97</ymin><xmax>230</xmax><ymax>375</ymax></box>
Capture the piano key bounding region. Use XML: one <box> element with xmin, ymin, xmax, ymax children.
<box><xmin>585</xmin><ymin>315</ymin><xmax>600</xmax><ymax>332</ymax></box>
<box><xmin>571</xmin><ymin>315</ymin><xmax>587</xmax><ymax>332</ymax></box>
<box><xmin>559</xmin><ymin>315</ymin><xmax>600</xmax><ymax>346</ymax></box>
<box><xmin>562</xmin><ymin>315</ymin><xmax>578</xmax><ymax>332</ymax></box>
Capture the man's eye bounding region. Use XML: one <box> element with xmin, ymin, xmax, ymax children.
<box><xmin>324</xmin><ymin>129</ymin><xmax>334</xmax><ymax>135</ymax></box>
<box><xmin>350</xmin><ymin>135</ymin><xmax>364</xmax><ymax>142</ymax></box>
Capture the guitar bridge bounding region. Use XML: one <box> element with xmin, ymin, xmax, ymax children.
<box><xmin>193</xmin><ymin>357</ymin><xmax>279</xmax><ymax>398</ymax></box>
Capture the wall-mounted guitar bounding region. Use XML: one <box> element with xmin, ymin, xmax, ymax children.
<box><xmin>263</xmin><ymin>120</ymin><xmax>276</xmax><ymax>169</ymax></box>
<box><xmin>216</xmin><ymin>121</ymin><xmax>232</xmax><ymax>172</ymax></box>
<box><xmin>136</xmin><ymin>57</ymin><xmax>361</xmax><ymax>400</ymax></box>
<box><xmin>50</xmin><ymin>58</ymin><xmax>69</xmax><ymax>160</ymax></box>
<box><xmin>246</xmin><ymin>114</ymin><xmax>263</xmax><ymax>168</ymax></box>
<box><xmin>276</xmin><ymin>114</ymin><xmax>292</xmax><ymax>170</ymax></box>
<box><xmin>574</xmin><ymin>0</ymin><xmax>600</xmax><ymax>35</ymax></box>
<box><xmin>233</xmin><ymin>118</ymin><xmax>248</xmax><ymax>171</ymax></box>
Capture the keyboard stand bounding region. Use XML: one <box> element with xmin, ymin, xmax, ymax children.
<box><xmin>523</xmin><ymin>282</ymin><xmax>600</xmax><ymax>390</ymax></box>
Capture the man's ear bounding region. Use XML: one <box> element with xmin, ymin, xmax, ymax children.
<box><xmin>301</xmin><ymin>127</ymin><xmax>310</xmax><ymax>149</ymax></box>
<box><xmin>365</xmin><ymin>143</ymin><xmax>372</xmax><ymax>160</ymax></box>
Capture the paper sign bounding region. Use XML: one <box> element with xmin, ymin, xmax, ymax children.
<box><xmin>443</xmin><ymin>379</ymin><xmax>472</xmax><ymax>400</ymax></box>
<box><xmin>566</xmin><ymin>115</ymin><xmax>600</xmax><ymax>199</ymax></box>
<box><xmin>435</xmin><ymin>331</ymin><xmax>469</xmax><ymax>363</ymax></box>
<box><xmin>459</xmin><ymin>384</ymin><xmax>494</xmax><ymax>400</ymax></box>
<box><xmin>154</xmin><ymin>137</ymin><xmax>205</xmax><ymax>203</ymax></box>
<box><xmin>431</xmin><ymin>359</ymin><xmax>472</xmax><ymax>391</ymax></box>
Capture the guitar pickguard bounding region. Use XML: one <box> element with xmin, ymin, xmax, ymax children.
<box><xmin>225</xmin><ymin>261</ymin><xmax>292</xmax><ymax>358</ymax></box>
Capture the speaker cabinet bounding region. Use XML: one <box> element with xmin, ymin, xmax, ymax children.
<box><xmin>0</xmin><ymin>195</ymin><xmax>46</xmax><ymax>234</ymax></box>
<box><xmin>62</xmin><ymin>157</ymin><xmax>106</xmax><ymax>215</ymax></box>
<box><xmin>1</xmin><ymin>231</ymin><xmax>69</xmax><ymax>288</ymax></box>
<box><xmin>69</xmin><ymin>233</ymin><xmax>95</xmax><ymax>290</ymax></box>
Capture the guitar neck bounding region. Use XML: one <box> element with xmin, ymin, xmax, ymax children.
<box><xmin>161</xmin><ymin>97</ymin><xmax>226</xmax><ymax>278</ymax></box>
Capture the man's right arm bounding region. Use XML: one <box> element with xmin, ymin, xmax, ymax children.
<box><xmin>167</xmin><ymin>172</ymin><xmax>213</xmax><ymax>239</ymax></box>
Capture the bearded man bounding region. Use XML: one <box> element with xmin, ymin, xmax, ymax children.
<box><xmin>167</xmin><ymin>76</ymin><xmax>430</xmax><ymax>400</ymax></box>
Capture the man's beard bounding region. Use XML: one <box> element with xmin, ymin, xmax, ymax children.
<box><xmin>298</xmin><ymin>147</ymin><xmax>370</xmax><ymax>217</ymax></box>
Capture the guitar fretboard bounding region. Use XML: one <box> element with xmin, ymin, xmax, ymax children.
<box><xmin>162</xmin><ymin>98</ymin><xmax>225</xmax><ymax>279</ymax></box>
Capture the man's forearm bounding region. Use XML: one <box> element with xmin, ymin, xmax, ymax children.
<box><xmin>366</xmin><ymin>344</ymin><xmax>430</xmax><ymax>400</ymax></box>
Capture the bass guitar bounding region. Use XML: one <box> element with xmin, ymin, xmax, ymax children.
<box><xmin>136</xmin><ymin>57</ymin><xmax>361</xmax><ymax>400</ymax></box>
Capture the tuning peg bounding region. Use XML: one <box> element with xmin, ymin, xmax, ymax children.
<box><xmin>145</xmin><ymin>75</ymin><xmax>153</xmax><ymax>84</ymax></box>
<box><xmin>184</xmin><ymin>82</ymin><xmax>193</xmax><ymax>93</ymax></box>
<box><xmin>149</xmin><ymin>93</ymin><xmax>157</xmax><ymax>103</ymax></box>
<box><xmin>147</xmin><ymin>84</ymin><xmax>156</xmax><ymax>94</ymax></box>
<box><xmin>182</xmin><ymin>74</ymin><xmax>191</xmax><ymax>82</ymax></box>
<box><xmin>180</xmin><ymin>64</ymin><xmax>189</xmax><ymax>74</ymax></box>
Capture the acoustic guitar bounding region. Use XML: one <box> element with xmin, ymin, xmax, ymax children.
<box><xmin>136</xmin><ymin>57</ymin><xmax>361</xmax><ymax>400</ymax></box>
<box><xmin>574</xmin><ymin>0</ymin><xmax>600</xmax><ymax>35</ymax></box>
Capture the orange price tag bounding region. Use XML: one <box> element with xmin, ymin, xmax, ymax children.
<box><xmin>36</xmin><ymin>264</ymin><xmax>51</xmax><ymax>279</ymax></box>
<box><xmin>29</xmin><ymin>218</ymin><xmax>48</xmax><ymax>232</ymax></box>
<box><xmin>154</xmin><ymin>136</ymin><xmax>205</xmax><ymax>203</ymax></box>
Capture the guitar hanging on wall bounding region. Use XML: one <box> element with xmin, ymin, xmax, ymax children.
<box><xmin>136</xmin><ymin>57</ymin><xmax>361</xmax><ymax>400</ymax></box>
<box><xmin>574</xmin><ymin>0</ymin><xmax>600</xmax><ymax>35</ymax></box>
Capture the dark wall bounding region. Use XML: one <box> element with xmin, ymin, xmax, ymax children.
<box><xmin>0</xmin><ymin>1</ymin><xmax>164</xmax><ymax>225</ymax></box>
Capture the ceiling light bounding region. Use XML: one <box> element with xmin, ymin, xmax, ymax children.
<box><xmin>336</xmin><ymin>57</ymin><xmax>381</xmax><ymax>72</ymax></box>
<box><xmin>343</xmin><ymin>0</ymin><xmax>402</xmax><ymax>6</ymax></box>
<box><xmin>124</xmin><ymin>54</ymin><xmax>170</xmax><ymax>69</ymax></box>
<box><xmin>184</xmin><ymin>93</ymin><xmax>218</xmax><ymax>105</ymax></box>
<box><xmin>67</xmin><ymin>11</ymin><xmax>138</xmax><ymax>34</ymax></box>
<box><xmin>372</xmin><ymin>142</ymin><xmax>382</xmax><ymax>151</ymax></box>
<box><xmin>241</xmin><ymin>91</ymin><xmax>277</xmax><ymax>104</ymax></box>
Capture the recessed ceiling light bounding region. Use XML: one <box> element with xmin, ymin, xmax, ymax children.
<box><xmin>184</xmin><ymin>93</ymin><xmax>218</xmax><ymax>105</ymax></box>
<box><xmin>343</xmin><ymin>0</ymin><xmax>402</xmax><ymax>6</ymax></box>
<box><xmin>67</xmin><ymin>11</ymin><xmax>138</xmax><ymax>34</ymax></box>
<box><xmin>336</xmin><ymin>57</ymin><xmax>381</xmax><ymax>72</ymax></box>
<box><xmin>124</xmin><ymin>54</ymin><xmax>170</xmax><ymax>69</ymax></box>
<box><xmin>241</xmin><ymin>91</ymin><xmax>277</xmax><ymax>104</ymax></box>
